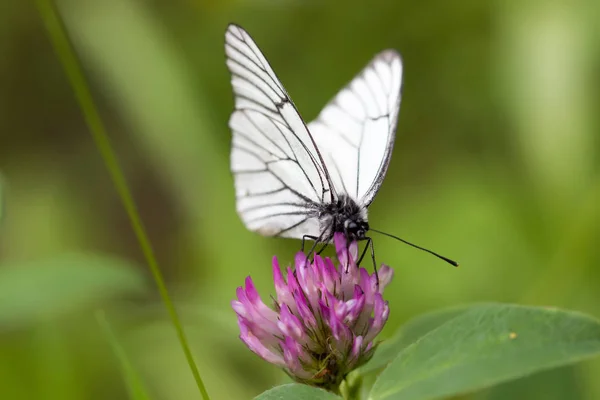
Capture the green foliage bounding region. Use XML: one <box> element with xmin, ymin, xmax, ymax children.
<box><xmin>1</xmin><ymin>0</ymin><xmax>599</xmax><ymax>398</ymax></box>
<box><xmin>254</xmin><ymin>384</ymin><xmax>342</xmax><ymax>400</ymax></box>
<box><xmin>368</xmin><ymin>304</ymin><xmax>600</xmax><ymax>400</ymax></box>
<box><xmin>360</xmin><ymin>304</ymin><xmax>472</xmax><ymax>374</ymax></box>
<box><xmin>0</xmin><ymin>253</ymin><xmax>146</xmax><ymax>328</ymax></box>
<box><xmin>475</xmin><ymin>365</ymin><xmax>586</xmax><ymax>400</ymax></box>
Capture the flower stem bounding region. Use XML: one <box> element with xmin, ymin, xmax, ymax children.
<box><xmin>340</xmin><ymin>373</ymin><xmax>363</xmax><ymax>400</ymax></box>
<box><xmin>34</xmin><ymin>1</ymin><xmax>210</xmax><ymax>399</ymax></box>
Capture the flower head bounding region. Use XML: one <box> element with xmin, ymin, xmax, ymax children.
<box><xmin>232</xmin><ymin>233</ymin><xmax>394</xmax><ymax>390</ymax></box>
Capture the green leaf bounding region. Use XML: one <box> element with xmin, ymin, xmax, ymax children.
<box><xmin>369</xmin><ymin>303</ymin><xmax>600</xmax><ymax>400</ymax></box>
<box><xmin>474</xmin><ymin>365</ymin><xmax>585</xmax><ymax>400</ymax></box>
<box><xmin>254</xmin><ymin>384</ymin><xmax>342</xmax><ymax>400</ymax></box>
<box><xmin>360</xmin><ymin>304</ymin><xmax>474</xmax><ymax>374</ymax></box>
<box><xmin>0</xmin><ymin>253</ymin><xmax>147</xmax><ymax>328</ymax></box>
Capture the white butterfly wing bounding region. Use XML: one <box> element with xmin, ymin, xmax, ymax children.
<box><xmin>225</xmin><ymin>24</ymin><xmax>333</xmax><ymax>239</ymax></box>
<box><xmin>307</xmin><ymin>50</ymin><xmax>403</xmax><ymax>206</ymax></box>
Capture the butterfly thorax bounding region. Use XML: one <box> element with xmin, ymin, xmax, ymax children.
<box><xmin>319</xmin><ymin>194</ymin><xmax>369</xmax><ymax>241</ymax></box>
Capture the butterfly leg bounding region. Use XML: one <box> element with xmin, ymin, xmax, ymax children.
<box><xmin>316</xmin><ymin>238</ymin><xmax>331</xmax><ymax>255</ymax></box>
<box><xmin>357</xmin><ymin>240</ymin><xmax>371</xmax><ymax>265</ymax></box>
<box><xmin>358</xmin><ymin>237</ymin><xmax>379</xmax><ymax>286</ymax></box>
<box><xmin>368</xmin><ymin>237</ymin><xmax>380</xmax><ymax>287</ymax></box>
<box><xmin>301</xmin><ymin>235</ymin><xmax>320</xmax><ymax>252</ymax></box>
<box><xmin>300</xmin><ymin>233</ymin><xmax>328</xmax><ymax>269</ymax></box>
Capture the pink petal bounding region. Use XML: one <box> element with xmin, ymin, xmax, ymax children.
<box><xmin>334</xmin><ymin>233</ymin><xmax>349</xmax><ymax>269</ymax></box>
<box><xmin>295</xmin><ymin>253</ymin><xmax>319</xmax><ymax>310</ymax></box>
<box><xmin>365</xmin><ymin>294</ymin><xmax>389</xmax><ymax>342</ymax></box>
<box><xmin>377</xmin><ymin>265</ymin><xmax>394</xmax><ymax>292</ymax></box>
<box><xmin>236</xmin><ymin>278</ymin><xmax>280</xmax><ymax>335</ymax></box>
<box><xmin>294</xmin><ymin>251</ymin><xmax>310</xmax><ymax>270</ymax></box>
<box><xmin>278</xmin><ymin>305</ymin><xmax>305</xmax><ymax>342</ymax></box>
<box><xmin>345</xmin><ymin>286</ymin><xmax>365</xmax><ymax>325</ymax></box>
<box><xmin>348</xmin><ymin>335</ymin><xmax>364</xmax><ymax>365</ymax></box>
<box><xmin>322</xmin><ymin>257</ymin><xmax>339</xmax><ymax>294</ymax></box>
<box><xmin>358</xmin><ymin>268</ymin><xmax>375</xmax><ymax>300</ymax></box>
<box><xmin>282</xmin><ymin>336</ymin><xmax>313</xmax><ymax>379</ymax></box>
<box><xmin>238</xmin><ymin>320</ymin><xmax>285</xmax><ymax>366</ymax></box>
<box><xmin>294</xmin><ymin>290</ymin><xmax>317</xmax><ymax>329</ymax></box>
<box><xmin>273</xmin><ymin>257</ymin><xmax>294</xmax><ymax>306</ymax></box>
<box><xmin>313</xmin><ymin>255</ymin><xmax>325</xmax><ymax>282</ymax></box>
<box><xmin>348</xmin><ymin>240</ymin><xmax>359</xmax><ymax>264</ymax></box>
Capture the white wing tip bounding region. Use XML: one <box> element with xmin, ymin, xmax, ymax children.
<box><xmin>376</xmin><ymin>49</ymin><xmax>402</xmax><ymax>64</ymax></box>
<box><xmin>373</xmin><ymin>49</ymin><xmax>403</xmax><ymax>82</ymax></box>
<box><xmin>226</xmin><ymin>23</ymin><xmax>246</xmax><ymax>40</ymax></box>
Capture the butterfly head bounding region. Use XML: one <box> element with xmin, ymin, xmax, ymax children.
<box><xmin>321</xmin><ymin>194</ymin><xmax>369</xmax><ymax>241</ymax></box>
<box><xmin>343</xmin><ymin>218</ymin><xmax>369</xmax><ymax>241</ymax></box>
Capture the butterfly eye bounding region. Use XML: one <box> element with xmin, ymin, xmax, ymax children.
<box><xmin>345</xmin><ymin>220</ymin><xmax>358</xmax><ymax>231</ymax></box>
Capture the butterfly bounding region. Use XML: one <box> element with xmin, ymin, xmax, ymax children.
<box><xmin>224</xmin><ymin>24</ymin><xmax>457</xmax><ymax>269</ymax></box>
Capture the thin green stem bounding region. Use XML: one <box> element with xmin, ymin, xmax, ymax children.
<box><xmin>35</xmin><ymin>1</ymin><xmax>210</xmax><ymax>399</ymax></box>
<box><xmin>96</xmin><ymin>310</ymin><xmax>151</xmax><ymax>400</ymax></box>
<box><xmin>340</xmin><ymin>372</ymin><xmax>363</xmax><ymax>400</ymax></box>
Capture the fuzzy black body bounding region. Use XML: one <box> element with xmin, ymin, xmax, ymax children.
<box><xmin>318</xmin><ymin>194</ymin><xmax>369</xmax><ymax>242</ymax></box>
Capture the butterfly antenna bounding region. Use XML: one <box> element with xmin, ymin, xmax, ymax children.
<box><xmin>370</xmin><ymin>228</ymin><xmax>459</xmax><ymax>267</ymax></box>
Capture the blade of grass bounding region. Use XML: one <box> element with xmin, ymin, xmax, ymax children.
<box><xmin>0</xmin><ymin>173</ymin><xmax>4</xmax><ymax>224</ymax></box>
<box><xmin>96</xmin><ymin>310</ymin><xmax>152</xmax><ymax>400</ymax></box>
<box><xmin>34</xmin><ymin>1</ymin><xmax>210</xmax><ymax>399</ymax></box>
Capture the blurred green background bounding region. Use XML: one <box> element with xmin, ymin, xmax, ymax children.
<box><xmin>1</xmin><ymin>0</ymin><xmax>599</xmax><ymax>399</ymax></box>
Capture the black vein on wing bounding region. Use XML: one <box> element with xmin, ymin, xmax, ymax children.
<box><xmin>233</xmin><ymin>133</ymin><xmax>286</xmax><ymax>162</ymax></box>
<box><xmin>267</xmin><ymin>171</ymin><xmax>316</xmax><ymax>205</ymax></box>
<box><xmin>242</xmin><ymin>110</ymin><xmax>293</xmax><ymax>159</ymax></box>
<box><xmin>237</xmin><ymin>100</ymin><xmax>283</xmax><ymax>123</ymax></box>
<box><xmin>226</xmin><ymin>42</ymin><xmax>267</xmax><ymax>78</ymax></box>
<box><xmin>275</xmin><ymin>111</ymin><xmax>328</xmax><ymax>202</ymax></box>
<box><xmin>225</xmin><ymin>36</ymin><xmax>260</xmax><ymax>69</ymax></box>
<box><xmin>232</xmin><ymin>143</ymin><xmax>317</xmax><ymax>206</ymax></box>
<box><xmin>241</xmin><ymin>111</ymin><xmax>321</xmax><ymax>199</ymax></box>
<box><xmin>228</xmin><ymin>33</ymin><xmax>285</xmax><ymax>100</ymax></box>
<box><xmin>234</xmin><ymin>168</ymin><xmax>268</xmax><ymax>174</ymax></box>
<box><xmin>246</xmin><ymin>210</ymin><xmax>312</xmax><ymax>224</ymax></box>
<box><xmin>331</xmin><ymin>97</ymin><xmax>364</xmax><ymax>125</ymax></box>
<box><xmin>330</xmin><ymin>156</ymin><xmax>350</xmax><ymax>195</ymax></box>
<box><xmin>363</xmin><ymin>71</ymin><xmax>383</xmax><ymax>116</ymax></box>
<box><xmin>229</xmin><ymin>69</ymin><xmax>283</xmax><ymax>108</ymax></box>
<box><xmin>271</xmin><ymin>120</ymin><xmax>324</xmax><ymax>200</ymax></box>
<box><xmin>367</xmin><ymin>64</ymin><xmax>387</xmax><ymax>114</ymax></box>
<box><xmin>314</xmin><ymin>118</ymin><xmax>357</xmax><ymax>149</ymax></box>
<box><xmin>232</xmin><ymin>144</ymin><xmax>286</xmax><ymax>171</ymax></box>
<box><xmin>275</xmin><ymin>217</ymin><xmax>311</xmax><ymax>236</ymax></box>
<box><xmin>226</xmin><ymin>42</ymin><xmax>284</xmax><ymax>99</ymax></box>
<box><xmin>270</xmin><ymin>117</ymin><xmax>296</xmax><ymax>159</ymax></box>
<box><xmin>233</xmin><ymin>142</ymin><xmax>295</xmax><ymax>170</ymax></box>
<box><xmin>238</xmin><ymin>201</ymin><xmax>311</xmax><ymax>214</ymax></box>
<box><xmin>268</xmin><ymin>110</ymin><xmax>324</xmax><ymax>199</ymax></box>
<box><xmin>235</xmin><ymin>186</ymin><xmax>286</xmax><ymax>199</ymax></box>
<box><xmin>233</xmin><ymin>167</ymin><xmax>316</xmax><ymax>206</ymax></box>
